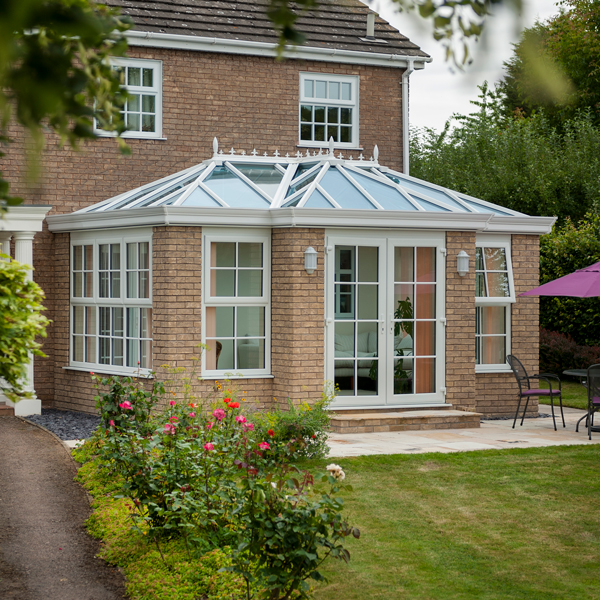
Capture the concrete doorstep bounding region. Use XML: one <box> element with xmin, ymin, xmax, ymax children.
<box><xmin>327</xmin><ymin>407</ymin><xmax>600</xmax><ymax>457</ymax></box>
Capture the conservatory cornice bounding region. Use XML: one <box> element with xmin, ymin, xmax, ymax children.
<box><xmin>46</xmin><ymin>207</ymin><xmax>556</xmax><ymax>235</ymax></box>
<box><xmin>126</xmin><ymin>30</ymin><xmax>431</xmax><ymax>69</ymax></box>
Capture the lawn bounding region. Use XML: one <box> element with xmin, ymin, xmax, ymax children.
<box><xmin>310</xmin><ymin>446</ymin><xmax>600</xmax><ymax>600</ymax></box>
<box><xmin>539</xmin><ymin>380</ymin><xmax>588</xmax><ymax>410</ymax></box>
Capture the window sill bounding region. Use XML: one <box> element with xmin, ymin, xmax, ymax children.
<box><xmin>63</xmin><ymin>365</ymin><xmax>154</xmax><ymax>378</ymax></box>
<box><xmin>475</xmin><ymin>367</ymin><xmax>513</xmax><ymax>374</ymax></box>
<box><xmin>199</xmin><ymin>374</ymin><xmax>274</xmax><ymax>380</ymax></box>
<box><xmin>297</xmin><ymin>143</ymin><xmax>364</xmax><ymax>152</ymax></box>
<box><xmin>93</xmin><ymin>131</ymin><xmax>167</xmax><ymax>141</ymax></box>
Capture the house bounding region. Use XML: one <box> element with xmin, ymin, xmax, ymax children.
<box><xmin>0</xmin><ymin>0</ymin><xmax>555</xmax><ymax>429</ymax></box>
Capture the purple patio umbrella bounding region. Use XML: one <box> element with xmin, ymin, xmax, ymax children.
<box><xmin>520</xmin><ymin>261</ymin><xmax>600</xmax><ymax>297</ymax></box>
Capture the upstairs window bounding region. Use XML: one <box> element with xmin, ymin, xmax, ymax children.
<box><xmin>299</xmin><ymin>73</ymin><xmax>359</xmax><ymax>148</ymax></box>
<box><xmin>95</xmin><ymin>58</ymin><xmax>163</xmax><ymax>139</ymax></box>
<box><xmin>475</xmin><ymin>235</ymin><xmax>515</xmax><ymax>372</ymax></box>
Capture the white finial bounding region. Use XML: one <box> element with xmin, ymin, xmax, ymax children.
<box><xmin>369</xmin><ymin>156</ymin><xmax>373</xmax><ymax>161</ymax></box>
<box><xmin>241</xmin><ymin>150</ymin><xmax>246</xmax><ymax>155</ymax></box>
<box><xmin>263</xmin><ymin>151</ymin><xmax>268</xmax><ymax>157</ymax></box>
<box><xmin>359</xmin><ymin>153</ymin><xmax>364</xmax><ymax>161</ymax></box>
<box><xmin>251</xmin><ymin>148</ymin><xmax>258</xmax><ymax>156</ymax></box>
<box><xmin>349</xmin><ymin>155</ymin><xmax>353</xmax><ymax>160</ymax></box>
<box><xmin>329</xmin><ymin>137</ymin><xmax>335</xmax><ymax>155</ymax></box>
<box><xmin>373</xmin><ymin>145</ymin><xmax>379</xmax><ymax>162</ymax></box>
<box><xmin>318</xmin><ymin>148</ymin><xmax>323</xmax><ymax>156</ymax></box>
<box><xmin>219</xmin><ymin>150</ymin><xmax>224</xmax><ymax>155</ymax></box>
<box><xmin>229</xmin><ymin>147</ymin><xmax>236</xmax><ymax>155</ymax></box>
<box><xmin>285</xmin><ymin>153</ymin><xmax>290</xmax><ymax>158</ymax></box>
<box><xmin>296</xmin><ymin>151</ymin><xmax>302</xmax><ymax>158</ymax></box>
<box><xmin>313</xmin><ymin>151</ymin><xmax>317</xmax><ymax>156</ymax></box>
<box><xmin>274</xmin><ymin>149</ymin><xmax>280</xmax><ymax>157</ymax></box>
<box><xmin>338</xmin><ymin>152</ymin><xmax>344</xmax><ymax>159</ymax></box>
<box><xmin>212</xmin><ymin>137</ymin><xmax>219</xmax><ymax>156</ymax></box>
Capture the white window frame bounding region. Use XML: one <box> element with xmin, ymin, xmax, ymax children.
<box><xmin>475</xmin><ymin>234</ymin><xmax>515</xmax><ymax>373</ymax></box>
<box><xmin>299</xmin><ymin>73</ymin><xmax>359</xmax><ymax>149</ymax></box>
<box><xmin>94</xmin><ymin>58</ymin><xmax>163</xmax><ymax>139</ymax></box>
<box><xmin>70</xmin><ymin>228</ymin><xmax>153</xmax><ymax>376</ymax></box>
<box><xmin>202</xmin><ymin>228</ymin><xmax>271</xmax><ymax>378</ymax></box>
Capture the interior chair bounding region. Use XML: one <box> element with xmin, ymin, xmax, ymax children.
<box><xmin>582</xmin><ymin>363</ymin><xmax>600</xmax><ymax>440</ymax></box>
<box><xmin>506</xmin><ymin>355</ymin><xmax>565</xmax><ymax>431</ymax></box>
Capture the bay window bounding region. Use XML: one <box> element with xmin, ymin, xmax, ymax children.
<box><xmin>475</xmin><ymin>235</ymin><xmax>515</xmax><ymax>372</ymax></box>
<box><xmin>203</xmin><ymin>229</ymin><xmax>270</xmax><ymax>377</ymax></box>
<box><xmin>70</xmin><ymin>230</ymin><xmax>152</xmax><ymax>374</ymax></box>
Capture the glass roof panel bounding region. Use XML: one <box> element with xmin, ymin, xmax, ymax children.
<box><xmin>408</xmin><ymin>194</ymin><xmax>452</xmax><ymax>212</ymax></box>
<box><xmin>286</xmin><ymin>170</ymin><xmax>319</xmax><ymax>197</ymax></box>
<box><xmin>132</xmin><ymin>173</ymin><xmax>202</xmax><ymax>208</ymax></box>
<box><xmin>162</xmin><ymin>191</ymin><xmax>185</xmax><ymax>206</ymax></box>
<box><xmin>384</xmin><ymin>174</ymin><xmax>467</xmax><ymax>211</ymax></box>
<box><xmin>457</xmin><ymin>196</ymin><xmax>513</xmax><ymax>216</ymax></box>
<box><xmin>90</xmin><ymin>180</ymin><xmax>167</xmax><ymax>212</ymax></box>
<box><xmin>234</xmin><ymin>164</ymin><xmax>284</xmax><ymax>197</ymax></box>
<box><xmin>282</xmin><ymin>197</ymin><xmax>301</xmax><ymax>207</ymax></box>
<box><xmin>348</xmin><ymin>170</ymin><xmax>418</xmax><ymax>211</ymax></box>
<box><xmin>181</xmin><ymin>186</ymin><xmax>222</xmax><ymax>207</ymax></box>
<box><xmin>304</xmin><ymin>189</ymin><xmax>335</xmax><ymax>208</ymax></box>
<box><xmin>319</xmin><ymin>168</ymin><xmax>376</xmax><ymax>209</ymax></box>
<box><xmin>204</xmin><ymin>166</ymin><xmax>270</xmax><ymax>208</ymax></box>
<box><xmin>294</xmin><ymin>163</ymin><xmax>318</xmax><ymax>179</ymax></box>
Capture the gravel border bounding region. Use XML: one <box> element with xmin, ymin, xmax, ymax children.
<box><xmin>23</xmin><ymin>409</ymin><xmax>101</xmax><ymax>441</ymax></box>
<box><xmin>481</xmin><ymin>413</ymin><xmax>552</xmax><ymax>421</ymax></box>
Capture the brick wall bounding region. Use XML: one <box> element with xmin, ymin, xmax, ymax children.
<box><xmin>271</xmin><ymin>228</ymin><xmax>326</xmax><ymax>408</ymax></box>
<box><xmin>475</xmin><ymin>235</ymin><xmax>540</xmax><ymax>417</ymax></box>
<box><xmin>445</xmin><ymin>231</ymin><xmax>477</xmax><ymax>412</ymax></box>
<box><xmin>3</xmin><ymin>47</ymin><xmax>404</xmax><ymax>405</ymax></box>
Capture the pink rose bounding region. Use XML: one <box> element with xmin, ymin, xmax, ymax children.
<box><xmin>206</xmin><ymin>421</ymin><xmax>214</xmax><ymax>430</ymax></box>
<box><xmin>169</xmin><ymin>400</ymin><xmax>176</xmax><ymax>406</ymax></box>
<box><xmin>169</xmin><ymin>416</ymin><xmax>178</xmax><ymax>422</ymax></box>
<box><xmin>118</xmin><ymin>401</ymin><xmax>132</xmax><ymax>410</ymax></box>
<box><xmin>188</xmin><ymin>412</ymin><xmax>195</xmax><ymax>418</ymax></box>
<box><xmin>213</xmin><ymin>408</ymin><xmax>226</xmax><ymax>421</ymax></box>
<box><xmin>258</xmin><ymin>441</ymin><xmax>270</xmax><ymax>450</ymax></box>
<box><xmin>109</xmin><ymin>420</ymin><xmax>115</xmax><ymax>427</ymax></box>
<box><xmin>204</xmin><ymin>442</ymin><xmax>214</xmax><ymax>451</ymax></box>
<box><xmin>163</xmin><ymin>423</ymin><xmax>176</xmax><ymax>435</ymax></box>
<box><xmin>242</xmin><ymin>422</ymin><xmax>254</xmax><ymax>432</ymax></box>
<box><xmin>235</xmin><ymin>415</ymin><xmax>247</xmax><ymax>424</ymax></box>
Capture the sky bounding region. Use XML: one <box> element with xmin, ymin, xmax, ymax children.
<box><xmin>369</xmin><ymin>0</ymin><xmax>561</xmax><ymax>131</ymax></box>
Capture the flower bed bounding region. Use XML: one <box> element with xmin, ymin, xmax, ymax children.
<box><xmin>75</xmin><ymin>374</ymin><xmax>358</xmax><ymax>600</ymax></box>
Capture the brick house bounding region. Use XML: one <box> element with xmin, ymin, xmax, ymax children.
<box><xmin>0</xmin><ymin>0</ymin><xmax>554</xmax><ymax>426</ymax></box>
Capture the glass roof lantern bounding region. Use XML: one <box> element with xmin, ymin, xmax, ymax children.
<box><xmin>78</xmin><ymin>138</ymin><xmax>523</xmax><ymax>218</ymax></box>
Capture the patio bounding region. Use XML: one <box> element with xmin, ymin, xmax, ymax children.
<box><xmin>327</xmin><ymin>406</ymin><xmax>600</xmax><ymax>456</ymax></box>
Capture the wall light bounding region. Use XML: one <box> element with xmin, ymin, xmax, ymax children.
<box><xmin>456</xmin><ymin>250</ymin><xmax>470</xmax><ymax>276</ymax></box>
<box><xmin>304</xmin><ymin>246</ymin><xmax>317</xmax><ymax>274</ymax></box>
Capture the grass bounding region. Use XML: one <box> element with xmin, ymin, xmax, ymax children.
<box><xmin>539</xmin><ymin>380</ymin><xmax>588</xmax><ymax>410</ymax></box>
<box><xmin>310</xmin><ymin>446</ymin><xmax>600</xmax><ymax>600</ymax></box>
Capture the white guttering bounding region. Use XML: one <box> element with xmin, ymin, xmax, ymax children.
<box><xmin>126</xmin><ymin>30</ymin><xmax>432</xmax><ymax>69</ymax></box>
<box><xmin>401</xmin><ymin>58</ymin><xmax>415</xmax><ymax>175</ymax></box>
<box><xmin>46</xmin><ymin>206</ymin><xmax>556</xmax><ymax>235</ymax></box>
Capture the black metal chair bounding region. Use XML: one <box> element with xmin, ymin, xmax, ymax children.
<box><xmin>506</xmin><ymin>355</ymin><xmax>565</xmax><ymax>431</ymax></box>
<box><xmin>580</xmin><ymin>364</ymin><xmax>600</xmax><ymax>440</ymax></box>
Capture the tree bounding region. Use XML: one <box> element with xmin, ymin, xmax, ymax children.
<box><xmin>410</xmin><ymin>83</ymin><xmax>600</xmax><ymax>223</ymax></box>
<box><xmin>499</xmin><ymin>0</ymin><xmax>600</xmax><ymax>127</ymax></box>
<box><xmin>0</xmin><ymin>0</ymin><xmax>131</xmax><ymax>209</ymax></box>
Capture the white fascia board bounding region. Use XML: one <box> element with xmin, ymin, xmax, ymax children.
<box><xmin>46</xmin><ymin>206</ymin><xmax>557</xmax><ymax>234</ymax></box>
<box><xmin>482</xmin><ymin>215</ymin><xmax>557</xmax><ymax>235</ymax></box>
<box><xmin>126</xmin><ymin>30</ymin><xmax>431</xmax><ymax>69</ymax></box>
<box><xmin>1</xmin><ymin>205</ymin><xmax>52</xmax><ymax>232</ymax></box>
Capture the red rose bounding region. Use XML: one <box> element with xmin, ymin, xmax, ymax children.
<box><xmin>268</xmin><ymin>429</ymin><xmax>275</xmax><ymax>437</ymax></box>
<box><xmin>224</xmin><ymin>397</ymin><xmax>231</xmax><ymax>403</ymax></box>
<box><xmin>228</xmin><ymin>402</ymin><xmax>240</xmax><ymax>409</ymax></box>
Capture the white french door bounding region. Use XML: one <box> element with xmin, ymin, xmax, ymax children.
<box><xmin>325</xmin><ymin>231</ymin><xmax>446</xmax><ymax>408</ymax></box>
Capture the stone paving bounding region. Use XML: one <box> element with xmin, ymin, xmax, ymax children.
<box><xmin>326</xmin><ymin>406</ymin><xmax>600</xmax><ymax>457</ymax></box>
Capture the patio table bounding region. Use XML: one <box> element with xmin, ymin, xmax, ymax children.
<box><xmin>562</xmin><ymin>369</ymin><xmax>599</xmax><ymax>433</ymax></box>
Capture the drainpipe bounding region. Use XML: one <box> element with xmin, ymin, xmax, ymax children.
<box><xmin>401</xmin><ymin>58</ymin><xmax>415</xmax><ymax>175</ymax></box>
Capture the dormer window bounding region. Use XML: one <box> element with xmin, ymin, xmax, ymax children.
<box><xmin>299</xmin><ymin>73</ymin><xmax>359</xmax><ymax>148</ymax></box>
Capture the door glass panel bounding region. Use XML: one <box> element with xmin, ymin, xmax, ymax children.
<box><xmin>335</xmin><ymin>283</ymin><xmax>355</xmax><ymax>318</ymax></box>
<box><xmin>358</xmin><ymin>247</ymin><xmax>378</xmax><ymax>282</ymax></box>
<box><xmin>416</xmin><ymin>247</ymin><xmax>435</xmax><ymax>282</ymax></box>
<box><xmin>415</xmin><ymin>320</ymin><xmax>435</xmax><ymax>356</ymax></box>
<box><xmin>394</xmin><ymin>247</ymin><xmax>413</xmax><ymax>282</ymax></box>
<box><xmin>415</xmin><ymin>358</ymin><xmax>436</xmax><ymax>393</ymax></box>
<box><xmin>394</xmin><ymin>357</ymin><xmax>413</xmax><ymax>395</ymax></box>
<box><xmin>334</xmin><ymin>322</ymin><xmax>354</xmax><ymax>357</ymax></box>
<box><xmin>415</xmin><ymin>284</ymin><xmax>436</xmax><ymax>319</ymax></box>
<box><xmin>358</xmin><ymin>285</ymin><xmax>377</xmax><ymax>319</ymax></box>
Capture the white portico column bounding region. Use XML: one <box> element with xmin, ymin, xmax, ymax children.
<box><xmin>10</xmin><ymin>231</ymin><xmax>41</xmax><ymax>415</ymax></box>
<box><xmin>0</xmin><ymin>231</ymin><xmax>11</xmax><ymax>258</ymax></box>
